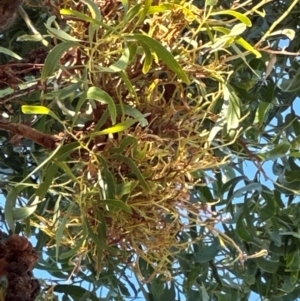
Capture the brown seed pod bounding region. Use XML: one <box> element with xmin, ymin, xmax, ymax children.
<box><xmin>0</xmin><ymin>0</ymin><xmax>23</xmax><ymax>32</ymax></box>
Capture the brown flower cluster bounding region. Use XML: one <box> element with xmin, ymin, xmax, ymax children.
<box><xmin>0</xmin><ymin>231</ymin><xmax>40</xmax><ymax>301</ymax></box>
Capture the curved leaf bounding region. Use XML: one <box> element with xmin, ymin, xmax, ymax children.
<box><xmin>126</xmin><ymin>34</ymin><xmax>190</xmax><ymax>84</ymax></box>
<box><xmin>41</xmin><ymin>41</ymin><xmax>78</xmax><ymax>83</ymax></box>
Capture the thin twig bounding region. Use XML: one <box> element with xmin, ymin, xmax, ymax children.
<box><xmin>255</xmin><ymin>0</ymin><xmax>299</xmax><ymax>48</ymax></box>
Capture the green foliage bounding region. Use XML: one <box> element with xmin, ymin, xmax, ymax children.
<box><xmin>0</xmin><ymin>0</ymin><xmax>300</xmax><ymax>300</ymax></box>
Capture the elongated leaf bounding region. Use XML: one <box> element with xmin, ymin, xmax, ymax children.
<box><xmin>255</xmin><ymin>102</ymin><xmax>271</xmax><ymax>126</ymax></box>
<box><xmin>121</xmin><ymin>105</ymin><xmax>150</xmax><ymax>127</ymax></box>
<box><xmin>60</xmin><ymin>9</ymin><xmax>116</xmax><ymax>33</ymax></box>
<box><xmin>120</xmin><ymin>71</ymin><xmax>138</xmax><ymax>100</ymax></box>
<box><xmin>267</xmin><ymin>29</ymin><xmax>295</xmax><ymax>40</ymax></box>
<box><xmin>12</xmin><ymin>195</ymin><xmax>40</xmax><ymax>220</ymax></box>
<box><xmin>44</xmin><ymin>22</ymin><xmax>81</xmax><ymax>42</ymax></box>
<box><xmin>140</xmin><ymin>41</ymin><xmax>153</xmax><ymax>74</ymax></box>
<box><xmin>104</xmin><ymin>199</ymin><xmax>132</xmax><ymax>213</ymax></box>
<box><xmin>211</xmin><ymin>10</ymin><xmax>252</xmax><ymax>26</ymax></box>
<box><xmin>235</xmin><ymin>37</ymin><xmax>261</xmax><ymax>58</ymax></box>
<box><xmin>112</xmin><ymin>136</ymin><xmax>138</xmax><ymax>154</ymax></box>
<box><xmin>231</xmin><ymin>182</ymin><xmax>263</xmax><ymax>199</ymax></box>
<box><xmin>97</xmin><ymin>156</ymin><xmax>116</xmax><ymax>199</ymax></box>
<box><xmin>36</xmin><ymin>164</ymin><xmax>59</xmax><ymax>199</ymax></box>
<box><xmin>86</xmin><ymin>87</ymin><xmax>117</xmax><ymax>124</ymax></box>
<box><xmin>111</xmin><ymin>154</ymin><xmax>150</xmax><ymax>191</ymax></box>
<box><xmin>0</xmin><ymin>47</ymin><xmax>22</xmax><ymax>60</ymax></box>
<box><xmin>22</xmin><ymin>105</ymin><xmax>61</xmax><ymax>123</ymax></box>
<box><xmin>224</xmin><ymin>85</ymin><xmax>240</xmax><ymax>130</ymax></box>
<box><xmin>228</xmin><ymin>23</ymin><xmax>247</xmax><ymax>36</ymax></box>
<box><xmin>5</xmin><ymin>185</ymin><xmax>26</xmax><ymax>231</ymax></box>
<box><xmin>55</xmin><ymin>161</ymin><xmax>78</xmax><ymax>182</ymax></box>
<box><xmin>54</xmin><ymin>285</ymin><xmax>99</xmax><ymax>301</ymax></box>
<box><xmin>44</xmin><ymin>80</ymin><xmax>83</xmax><ymax>100</ymax></box>
<box><xmin>255</xmin><ymin>257</ymin><xmax>279</xmax><ymax>273</ymax></box>
<box><xmin>236</xmin><ymin>215</ymin><xmax>252</xmax><ymax>242</ymax></box>
<box><xmin>260</xmin><ymin>143</ymin><xmax>291</xmax><ymax>160</ymax></box>
<box><xmin>97</xmin><ymin>46</ymin><xmax>130</xmax><ymax>72</ymax></box>
<box><xmin>81</xmin><ymin>0</ymin><xmax>102</xmax><ymax>21</ymax></box>
<box><xmin>194</xmin><ymin>238</ymin><xmax>221</xmax><ymax>263</ymax></box>
<box><xmin>126</xmin><ymin>34</ymin><xmax>190</xmax><ymax>84</ymax></box>
<box><xmin>89</xmin><ymin>117</ymin><xmax>144</xmax><ymax>137</ymax></box>
<box><xmin>41</xmin><ymin>41</ymin><xmax>78</xmax><ymax>83</ymax></box>
<box><xmin>56</xmin><ymin>204</ymin><xmax>75</xmax><ymax>260</ymax></box>
<box><xmin>280</xmin><ymin>69</ymin><xmax>300</xmax><ymax>92</ymax></box>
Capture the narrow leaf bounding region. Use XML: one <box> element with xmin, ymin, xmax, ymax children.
<box><xmin>111</xmin><ymin>154</ymin><xmax>150</xmax><ymax>191</ymax></box>
<box><xmin>41</xmin><ymin>41</ymin><xmax>78</xmax><ymax>83</ymax></box>
<box><xmin>86</xmin><ymin>87</ymin><xmax>117</xmax><ymax>124</ymax></box>
<box><xmin>127</xmin><ymin>34</ymin><xmax>190</xmax><ymax>84</ymax></box>
<box><xmin>211</xmin><ymin>10</ymin><xmax>252</xmax><ymax>26</ymax></box>
<box><xmin>22</xmin><ymin>105</ymin><xmax>61</xmax><ymax>122</ymax></box>
<box><xmin>0</xmin><ymin>47</ymin><xmax>22</xmax><ymax>60</ymax></box>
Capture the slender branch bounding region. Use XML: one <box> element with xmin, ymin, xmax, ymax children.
<box><xmin>0</xmin><ymin>120</ymin><xmax>62</xmax><ymax>150</ymax></box>
<box><xmin>18</xmin><ymin>5</ymin><xmax>49</xmax><ymax>47</ymax></box>
<box><xmin>255</xmin><ymin>0</ymin><xmax>299</xmax><ymax>48</ymax></box>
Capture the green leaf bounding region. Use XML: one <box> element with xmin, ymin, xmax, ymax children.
<box><xmin>228</xmin><ymin>23</ymin><xmax>247</xmax><ymax>36</ymax></box>
<box><xmin>44</xmin><ymin>80</ymin><xmax>83</xmax><ymax>100</ymax></box>
<box><xmin>236</xmin><ymin>215</ymin><xmax>252</xmax><ymax>242</ymax></box>
<box><xmin>59</xmin><ymin>237</ymin><xmax>85</xmax><ymax>260</ymax></box>
<box><xmin>0</xmin><ymin>47</ymin><xmax>22</xmax><ymax>60</ymax></box>
<box><xmin>267</xmin><ymin>29</ymin><xmax>295</xmax><ymax>41</ymax></box>
<box><xmin>255</xmin><ymin>257</ymin><xmax>279</xmax><ymax>273</ymax></box>
<box><xmin>12</xmin><ymin>195</ymin><xmax>39</xmax><ymax>220</ymax></box>
<box><xmin>224</xmin><ymin>85</ymin><xmax>240</xmax><ymax>130</ymax></box>
<box><xmin>81</xmin><ymin>0</ymin><xmax>102</xmax><ymax>21</ymax></box>
<box><xmin>194</xmin><ymin>238</ymin><xmax>221</xmax><ymax>263</ymax></box>
<box><xmin>97</xmin><ymin>46</ymin><xmax>131</xmax><ymax>72</ymax></box>
<box><xmin>120</xmin><ymin>71</ymin><xmax>138</xmax><ymax>100</ymax></box>
<box><xmin>54</xmin><ymin>285</ymin><xmax>99</xmax><ymax>301</ymax></box>
<box><xmin>45</xmin><ymin>17</ymin><xmax>81</xmax><ymax>42</ymax></box>
<box><xmin>255</xmin><ymin>102</ymin><xmax>271</xmax><ymax>126</ymax></box>
<box><xmin>206</xmin><ymin>0</ymin><xmax>218</xmax><ymax>6</ymax></box>
<box><xmin>89</xmin><ymin>117</ymin><xmax>144</xmax><ymax>137</ymax></box>
<box><xmin>55</xmin><ymin>161</ymin><xmax>78</xmax><ymax>182</ymax></box>
<box><xmin>112</xmin><ymin>136</ymin><xmax>138</xmax><ymax>154</ymax></box>
<box><xmin>235</xmin><ymin>37</ymin><xmax>261</xmax><ymax>58</ymax></box>
<box><xmin>60</xmin><ymin>9</ymin><xmax>116</xmax><ymax>33</ymax></box>
<box><xmin>211</xmin><ymin>10</ymin><xmax>252</xmax><ymax>26</ymax></box>
<box><xmin>41</xmin><ymin>41</ymin><xmax>78</xmax><ymax>83</ymax></box>
<box><xmin>151</xmin><ymin>278</ymin><xmax>176</xmax><ymax>301</ymax></box>
<box><xmin>86</xmin><ymin>86</ymin><xmax>117</xmax><ymax>124</ymax></box>
<box><xmin>5</xmin><ymin>185</ymin><xmax>27</xmax><ymax>231</ymax></box>
<box><xmin>141</xmin><ymin>41</ymin><xmax>153</xmax><ymax>74</ymax></box>
<box><xmin>280</xmin><ymin>69</ymin><xmax>300</xmax><ymax>92</ymax></box>
<box><xmin>126</xmin><ymin>34</ymin><xmax>190</xmax><ymax>84</ymax></box>
<box><xmin>121</xmin><ymin>105</ymin><xmax>150</xmax><ymax>127</ymax></box>
<box><xmin>36</xmin><ymin>164</ymin><xmax>59</xmax><ymax>199</ymax></box>
<box><xmin>21</xmin><ymin>105</ymin><xmax>61</xmax><ymax>123</ymax></box>
<box><xmin>231</xmin><ymin>182</ymin><xmax>262</xmax><ymax>199</ymax></box>
<box><xmin>56</xmin><ymin>204</ymin><xmax>75</xmax><ymax>260</ymax></box>
<box><xmin>123</xmin><ymin>3</ymin><xmax>142</xmax><ymax>23</ymax></box>
<box><xmin>104</xmin><ymin>199</ymin><xmax>132</xmax><ymax>213</ymax></box>
<box><xmin>260</xmin><ymin>143</ymin><xmax>291</xmax><ymax>160</ymax></box>
<box><xmin>111</xmin><ymin>154</ymin><xmax>150</xmax><ymax>191</ymax></box>
<box><xmin>97</xmin><ymin>156</ymin><xmax>116</xmax><ymax>199</ymax></box>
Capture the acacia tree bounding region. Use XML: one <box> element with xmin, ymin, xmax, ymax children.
<box><xmin>0</xmin><ymin>0</ymin><xmax>300</xmax><ymax>300</ymax></box>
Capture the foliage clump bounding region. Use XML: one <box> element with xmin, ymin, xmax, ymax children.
<box><xmin>1</xmin><ymin>0</ymin><xmax>267</xmax><ymax>281</ymax></box>
<box><xmin>2</xmin><ymin>0</ymin><xmax>299</xmax><ymax>298</ymax></box>
<box><xmin>33</xmin><ymin>0</ymin><xmax>232</xmax><ymax>280</ymax></box>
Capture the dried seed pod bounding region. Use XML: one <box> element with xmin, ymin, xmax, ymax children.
<box><xmin>0</xmin><ymin>0</ymin><xmax>23</xmax><ymax>32</ymax></box>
